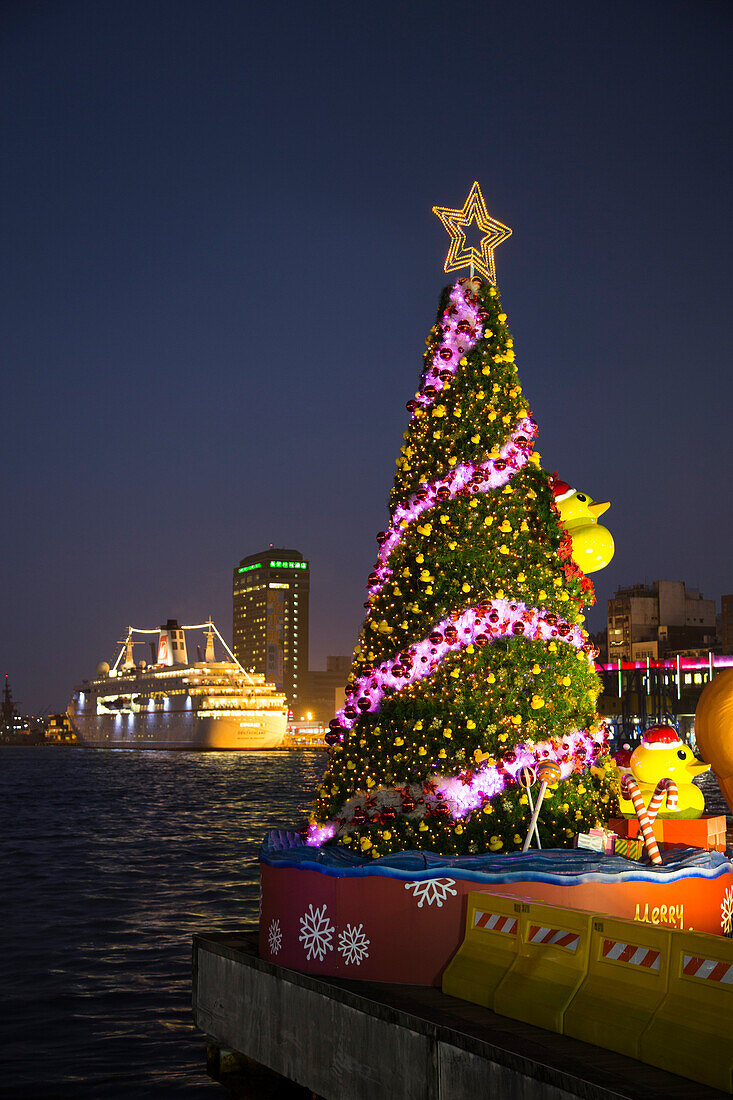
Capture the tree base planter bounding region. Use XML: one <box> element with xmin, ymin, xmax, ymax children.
<box><xmin>259</xmin><ymin>830</ymin><xmax>733</xmax><ymax>987</ymax></box>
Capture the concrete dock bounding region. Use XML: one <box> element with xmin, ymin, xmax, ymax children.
<box><xmin>193</xmin><ymin>930</ymin><xmax>727</xmax><ymax>1099</ymax></box>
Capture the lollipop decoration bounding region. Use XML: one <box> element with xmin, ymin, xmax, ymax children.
<box><xmin>519</xmin><ymin>766</ymin><xmax>542</xmax><ymax>850</ymax></box>
<box><xmin>522</xmin><ymin>760</ymin><xmax>561</xmax><ymax>852</ymax></box>
<box><xmin>620</xmin><ymin>775</ymin><xmax>678</xmax><ymax>865</ymax></box>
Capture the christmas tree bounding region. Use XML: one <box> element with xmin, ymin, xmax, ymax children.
<box><xmin>311</xmin><ymin>185</ymin><xmax>617</xmax><ymax>858</ymax></box>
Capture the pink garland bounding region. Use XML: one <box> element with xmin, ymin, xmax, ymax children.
<box><xmin>335</xmin><ymin>598</ymin><xmax>587</xmax><ymax>734</ymax></box>
<box><xmin>411</xmin><ymin>281</ymin><xmax>484</xmax><ymax>414</ymax></box>
<box><xmin>369</xmin><ymin>415</ymin><xmax>537</xmax><ymax>596</ymax></box>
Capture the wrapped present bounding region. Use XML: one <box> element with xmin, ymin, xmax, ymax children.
<box><xmin>576</xmin><ymin>827</ymin><xmax>617</xmax><ymax>854</ymax></box>
<box><xmin>608</xmin><ymin>815</ymin><xmax>727</xmax><ymax>853</ymax></box>
<box><xmin>614</xmin><ymin>835</ymin><xmax>645</xmax><ymax>860</ymax></box>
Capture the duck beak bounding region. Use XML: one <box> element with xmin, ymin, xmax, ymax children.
<box><xmin>589</xmin><ymin>501</ymin><xmax>610</xmax><ymax>519</ymax></box>
<box><xmin>688</xmin><ymin>758</ymin><xmax>710</xmax><ymax>776</ymax></box>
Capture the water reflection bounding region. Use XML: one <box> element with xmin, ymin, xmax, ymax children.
<box><xmin>1</xmin><ymin>746</ymin><xmax>326</xmax><ymax>1097</ymax></box>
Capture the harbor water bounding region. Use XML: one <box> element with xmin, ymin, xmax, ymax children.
<box><xmin>1</xmin><ymin>746</ymin><xmax>729</xmax><ymax>1098</ymax></box>
<box><xmin>1</xmin><ymin>746</ymin><xmax>326</xmax><ymax>1098</ymax></box>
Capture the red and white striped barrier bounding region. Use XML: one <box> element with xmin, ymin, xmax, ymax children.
<box><xmin>682</xmin><ymin>953</ymin><xmax>733</xmax><ymax>984</ymax></box>
<box><xmin>602</xmin><ymin>937</ymin><xmax>661</xmax><ymax>970</ymax></box>
<box><xmin>474</xmin><ymin>911</ymin><xmax>518</xmax><ymax>935</ymax></box>
<box><xmin>528</xmin><ymin>924</ymin><xmax>581</xmax><ymax>952</ymax></box>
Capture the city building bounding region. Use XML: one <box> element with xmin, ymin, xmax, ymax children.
<box><xmin>303</xmin><ymin>655</ymin><xmax>351</xmax><ymax>723</ymax></box>
<box><xmin>232</xmin><ymin>548</ymin><xmax>309</xmax><ymax>711</ymax></box>
<box><xmin>721</xmin><ymin>594</ymin><xmax>733</xmax><ymax>655</ymax></box>
<box><xmin>45</xmin><ymin>713</ymin><xmax>77</xmax><ymax>744</ymax></box>
<box><xmin>606</xmin><ymin>581</ymin><xmax>716</xmax><ymax>662</ymax></box>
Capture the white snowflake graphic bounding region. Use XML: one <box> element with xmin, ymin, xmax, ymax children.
<box><xmin>337</xmin><ymin>923</ymin><xmax>370</xmax><ymax>966</ymax></box>
<box><xmin>299</xmin><ymin>903</ymin><xmax>335</xmax><ymax>960</ymax></box>
<box><xmin>268</xmin><ymin>918</ymin><xmax>282</xmax><ymax>955</ymax></box>
<box><xmin>721</xmin><ymin>887</ymin><xmax>733</xmax><ymax>937</ymax></box>
<box><xmin>404</xmin><ymin>877</ymin><xmax>458</xmax><ymax>908</ymax></box>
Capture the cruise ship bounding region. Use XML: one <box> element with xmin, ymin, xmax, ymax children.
<box><xmin>67</xmin><ymin>619</ymin><xmax>288</xmax><ymax>750</ymax></box>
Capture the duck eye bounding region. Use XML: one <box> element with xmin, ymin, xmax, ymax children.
<box><xmin>577</xmin><ymin>494</ymin><xmax>586</xmax><ymax>502</ymax></box>
<box><xmin>677</xmin><ymin>749</ymin><xmax>687</xmax><ymax>760</ymax></box>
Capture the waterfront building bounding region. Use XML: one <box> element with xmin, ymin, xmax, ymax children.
<box><xmin>721</xmin><ymin>594</ymin><xmax>733</xmax><ymax>655</ymax></box>
<box><xmin>232</xmin><ymin>548</ymin><xmax>310</xmax><ymax>712</ymax></box>
<box><xmin>606</xmin><ymin>581</ymin><xmax>716</xmax><ymax>662</ymax></box>
<box><xmin>303</xmin><ymin>655</ymin><xmax>350</xmax><ymax>723</ymax></box>
<box><xmin>45</xmin><ymin>713</ymin><xmax>77</xmax><ymax>744</ymax></box>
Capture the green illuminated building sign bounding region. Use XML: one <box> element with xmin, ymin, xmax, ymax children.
<box><xmin>238</xmin><ymin>560</ymin><xmax>308</xmax><ymax>574</ymax></box>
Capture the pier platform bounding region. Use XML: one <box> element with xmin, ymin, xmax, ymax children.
<box><xmin>192</xmin><ymin>930</ymin><xmax>727</xmax><ymax>1099</ymax></box>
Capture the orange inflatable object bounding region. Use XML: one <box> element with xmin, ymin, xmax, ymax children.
<box><xmin>695</xmin><ymin>667</ymin><xmax>733</xmax><ymax>814</ymax></box>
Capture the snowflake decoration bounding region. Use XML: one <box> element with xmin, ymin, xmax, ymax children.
<box><xmin>404</xmin><ymin>877</ymin><xmax>457</xmax><ymax>908</ymax></box>
<box><xmin>268</xmin><ymin>918</ymin><xmax>282</xmax><ymax>956</ymax></box>
<box><xmin>721</xmin><ymin>887</ymin><xmax>733</xmax><ymax>937</ymax></box>
<box><xmin>299</xmin><ymin>903</ymin><xmax>335</xmax><ymax>961</ymax></box>
<box><xmin>338</xmin><ymin>923</ymin><xmax>370</xmax><ymax>966</ymax></box>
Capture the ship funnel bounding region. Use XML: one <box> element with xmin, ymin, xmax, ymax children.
<box><xmin>157</xmin><ymin>619</ymin><xmax>188</xmax><ymax>666</ymax></box>
<box><xmin>204</xmin><ymin>620</ymin><xmax>216</xmax><ymax>663</ymax></box>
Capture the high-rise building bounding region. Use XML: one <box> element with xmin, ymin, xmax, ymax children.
<box><xmin>606</xmin><ymin>581</ymin><xmax>716</xmax><ymax>662</ymax></box>
<box><xmin>232</xmin><ymin>548</ymin><xmax>309</xmax><ymax>711</ymax></box>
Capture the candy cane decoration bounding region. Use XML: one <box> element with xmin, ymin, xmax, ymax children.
<box><xmin>646</xmin><ymin>777</ymin><xmax>678</xmax><ymax>825</ymax></box>
<box><xmin>620</xmin><ymin>775</ymin><xmax>676</xmax><ymax>865</ymax></box>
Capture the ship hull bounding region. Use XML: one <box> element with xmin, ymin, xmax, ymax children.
<box><xmin>68</xmin><ymin>710</ymin><xmax>286</xmax><ymax>751</ymax></box>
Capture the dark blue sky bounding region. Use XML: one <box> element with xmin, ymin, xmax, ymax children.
<box><xmin>2</xmin><ymin>0</ymin><xmax>731</xmax><ymax>711</ymax></box>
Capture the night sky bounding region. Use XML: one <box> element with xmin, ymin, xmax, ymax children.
<box><xmin>2</xmin><ymin>1</ymin><xmax>732</xmax><ymax>713</ymax></box>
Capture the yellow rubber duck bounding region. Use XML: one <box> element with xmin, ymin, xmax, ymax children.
<box><xmin>551</xmin><ymin>476</ymin><xmax>614</xmax><ymax>573</ymax></box>
<box><xmin>620</xmin><ymin>725</ymin><xmax>709</xmax><ymax>819</ymax></box>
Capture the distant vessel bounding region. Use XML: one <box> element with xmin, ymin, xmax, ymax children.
<box><xmin>68</xmin><ymin>619</ymin><xmax>288</xmax><ymax>750</ymax></box>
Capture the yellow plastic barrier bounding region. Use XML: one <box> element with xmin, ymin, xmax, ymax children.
<box><xmin>641</xmin><ymin>930</ymin><xmax>733</xmax><ymax>1093</ymax></box>
<box><xmin>564</xmin><ymin>917</ymin><xmax>671</xmax><ymax>1059</ymax></box>
<box><xmin>442</xmin><ymin>892</ymin><xmax>526</xmax><ymax>1008</ymax></box>
<box><xmin>493</xmin><ymin>901</ymin><xmax>592</xmax><ymax>1033</ymax></box>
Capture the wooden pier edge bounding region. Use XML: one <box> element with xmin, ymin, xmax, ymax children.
<box><xmin>192</xmin><ymin>930</ymin><xmax>727</xmax><ymax>1099</ymax></box>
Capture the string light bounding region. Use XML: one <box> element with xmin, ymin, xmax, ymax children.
<box><xmin>433</xmin><ymin>182</ymin><xmax>512</xmax><ymax>285</ymax></box>
<box><xmin>332</xmin><ymin>598</ymin><xmax>588</xmax><ymax>734</ymax></box>
<box><xmin>369</xmin><ymin>416</ymin><xmax>537</xmax><ymax>596</ymax></box>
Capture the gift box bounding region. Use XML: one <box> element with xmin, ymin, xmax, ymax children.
<box><xmin>614</xmin><ymin>836</ymin><xmax>645</xmax><ymax>860</ymax></box>
<box><xmin>609</xmin><ymin>815</ymin><xmax>727</xmax><ymax>853</ymax></box>
<box><xmin>575</xmin><ymin>827</ymin><xmax>617</xmax><ymax>854</ymax></box>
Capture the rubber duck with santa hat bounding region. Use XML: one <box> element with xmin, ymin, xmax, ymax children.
<box><xmin>551</xmin><ymin>476</ymin><xmax>615</xmax><ymax>574</ymax></box>
<box><xmin>620</xmin><ymin>724</ymin><xmax>709</xmax><ymax>819</ymax></box>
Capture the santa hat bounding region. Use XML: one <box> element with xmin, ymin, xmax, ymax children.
<box><xmin>550</xmin><ymin>472</ymin><xmax>574</xmax><ymax>504</ymax></box>
<box><xmin>640</xmin><ymin>725</ymin><xmax>682</xmax><ymax>750</ymax></box>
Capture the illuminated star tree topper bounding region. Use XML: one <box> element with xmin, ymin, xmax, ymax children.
<box><xmin>433</xmin><ymin>181</ymin><xmax>512</xmax><ymax>284</ymax></box>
